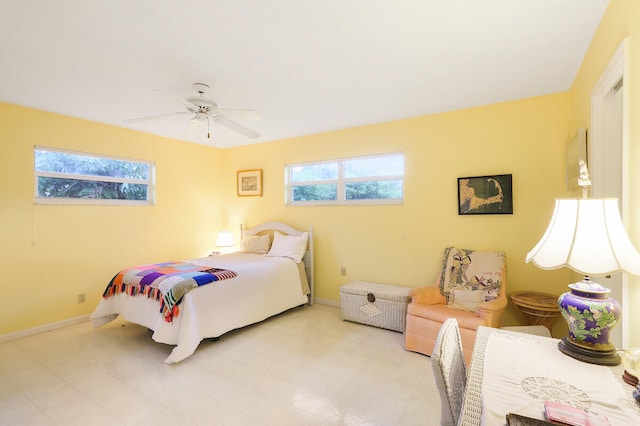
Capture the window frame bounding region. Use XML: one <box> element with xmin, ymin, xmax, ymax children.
<box><xmin>285</xmin><ymin>152</ymin><xmax>404</xmax><ymax>206</ymax></box>
<box><xmin>34</xmin><ymin>146</ymin><xmax>156</xmax><ymax>206</ymax></box>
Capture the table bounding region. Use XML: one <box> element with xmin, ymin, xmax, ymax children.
<box><xmin>509</xmin><ymin>291</ymin><xmax>560</xmax><ymax>331</ymax></box>
<box><xmin>458</xmin><ymin>327</ymin><xmax>640</xmax><ymax>425</ymax></box>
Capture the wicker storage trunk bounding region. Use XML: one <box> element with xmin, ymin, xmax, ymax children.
<box><xmin>340</xmin><ymin>281</ymin><xmax>413</xmax><ymax>332</ymax></box>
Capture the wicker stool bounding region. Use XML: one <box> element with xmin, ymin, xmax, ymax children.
<box><xmin>509</xmin><ymin>291</ymin><xmax>560</xmax><ymax>331</ymax></box>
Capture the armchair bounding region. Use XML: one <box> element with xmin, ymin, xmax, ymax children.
<box><xmin>405</xmin><ymin>247</ymin><xmax>507</xmax><ymax>365</ymax></box>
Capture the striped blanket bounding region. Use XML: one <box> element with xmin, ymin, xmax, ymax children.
<box><xmin>102</xmin><ymin>261</ymin><xmax>238</xmax><ymax>322</ymax></box>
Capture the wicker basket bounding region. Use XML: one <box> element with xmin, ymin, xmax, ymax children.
<box><xmin>340</xmin><ymin>281</ymin><xmax>412</xmax><ymax>332</ymax></box>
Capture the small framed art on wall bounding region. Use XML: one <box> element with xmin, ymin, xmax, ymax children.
<box><xmin>237</xmin><ymin>169</ymin><xmax>263</xmax><ymax>197</ymax></box>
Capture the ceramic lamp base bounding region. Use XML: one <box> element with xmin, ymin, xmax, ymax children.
<box><xmin>558</xmin><ymin>337</ymin><xmax>621</xmax><ymax>366</ymax></box>
<box><xmin>557</xmin><ymin>277</ymin><xmax>622</xmax><ymax>366</ymax></box>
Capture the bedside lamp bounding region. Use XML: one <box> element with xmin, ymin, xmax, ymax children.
<box><xmin>526</xmin><ymin>161</ymin><xmax>640</xmax><ymax>366</ymax></box>
<box><xmin>211</xmin><ymin>230</ymin><xmax>235</xmax><ymax>255</ymax></box>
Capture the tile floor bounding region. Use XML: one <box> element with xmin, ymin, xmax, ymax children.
<box><xmin>0</xmin><ymin>304</ymin><xmax>441</xmax><ymax>426</ymax></box>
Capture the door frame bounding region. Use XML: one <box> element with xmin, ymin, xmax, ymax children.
<box><xmin>590</xmin><ymin>38</ymin><xmax>628</xmax><ymax>348</ymax></box>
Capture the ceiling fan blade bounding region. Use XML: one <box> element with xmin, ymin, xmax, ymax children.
<box><xmin>212</xmin><ymin>114</ymin><xmax>260</xmax><ymax>139</ymax></box>
<box><xmin>124</xmin><ymin>111</ymin><xmax>189</xmax><ymax>123</ymax></box>
<box><xmin>153</xmin><ymin>89</ymin><xmax>199</xmax><ymax>111</ymax></box>
<box><xmin>216</xmin><ymin>108</ymin><xmax>262</xmax><ymax>121</ymax></box>
<box><xmin>184</xmin><ymin>116</ymin><xmax>204</xmax><ymax>135</ymax></box>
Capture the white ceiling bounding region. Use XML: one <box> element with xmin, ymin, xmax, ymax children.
<box><xmin>0</xmin><ymin>0</ymin><xmax>609</xmax><ymax>148</ymax></box>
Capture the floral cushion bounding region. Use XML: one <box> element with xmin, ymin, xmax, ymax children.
<box><xmin>438</xmin><ymin>247</ymin><xmax>505</xmax><ymax>304</ymax></box>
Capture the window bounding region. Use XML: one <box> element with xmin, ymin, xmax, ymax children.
<box><xmin>34</xmin><ymin>146</ymin><xmax>155</xmax><ymax>205</ymax></box>
<box><xmin>286</xmin><ymin>152</ymin><xmax>404</xmax><ymax>205</ymax></box>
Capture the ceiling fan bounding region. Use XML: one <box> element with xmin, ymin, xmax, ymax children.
<box><xmin>125</xmin><ymin>83</ymin><xmax>261</xmax><ymax>139</ymax></box>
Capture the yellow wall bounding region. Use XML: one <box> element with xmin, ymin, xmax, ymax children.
<box><xmin>0</xmin><ymin>87</ymin><xmax>606</xmax><ymax>340</ymax></box>
<box><xmin>0</xmin><ymin>103</ymin><xmax>224</xmax><ymax>334</ymax></box>
<box><xmin>221</xmin><ymin>93</ymin><xmax>574</xmax><ymax>335</ymax></box>
<box><xmin>569</xmin><ymin>0</ymin><xmax>640</xmax><ymax>346</ymax></box>
<box><xmin>5</xmin><ymin>1</ymin><xmax>639</xmax><ymax>343</ymax></box>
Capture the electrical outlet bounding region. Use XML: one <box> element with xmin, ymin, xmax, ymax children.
<box><xmin>340</xmin><ymin>266</ymin><xmax>347</xmax><ymax>276</ymax></box>
<box><xmin>77</xmin><ymin>293</ymin><xmax>86</xmax><ymax>304</ymax></box>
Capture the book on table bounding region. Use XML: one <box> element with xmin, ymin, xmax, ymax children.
<box><xmin>506</xmin><ymin>413</ymin><xmax>555</xmax><ymax>425</ymax></box>
<box><xmin>543</xmin><ymin>401</ymin><xmax>610</xmax><ymax>426</ymax></box>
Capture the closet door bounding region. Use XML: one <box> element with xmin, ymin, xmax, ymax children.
<box><xmin>590</xmin><ymin>41</ymin><xmax>626</xmax><ymax>349</ymax></box>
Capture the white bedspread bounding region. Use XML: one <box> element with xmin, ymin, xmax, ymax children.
<box><xmin>480</xmin><ymin>332</ymin><xmax>640</xmax><ymax>425</ymax></box>
<box><xmin>91</xmin><ymin>253</ymin><xmax>308</xmax><ymax>363</ymax></box>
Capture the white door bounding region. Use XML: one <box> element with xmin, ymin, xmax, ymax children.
<box><xmin>592</xmin><ymin>79</ymin><xmax>623</xmax><ymax>349</ymax></box>
<box><xmin>590</xmin><ymin>41</ymin><xmax>626</xmax><ymax>349</ymax></box>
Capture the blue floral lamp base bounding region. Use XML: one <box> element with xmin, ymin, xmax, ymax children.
<box><xmin>557</xmin><ymin>277</ymin><xmax>621</xmax><ymax>366</ymax></box>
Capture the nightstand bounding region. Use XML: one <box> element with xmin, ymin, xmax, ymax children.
<box><xmin>509</xmin><ymin>291</ymin><xmax>561</xmax><ymax>331</ymax></box>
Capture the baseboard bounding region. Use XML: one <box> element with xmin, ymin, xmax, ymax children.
<box><xmin>1</xmin><ymin>300</ymin><xmax>341</xmax><ymax>343</ymax></box>
<box><xmin>0</xmin><ymin>314</ymin><xmax>91</xmax><ymax>343</ymax></box>
<box><xmin>315</xmin><ymin>297</ymin><xmax>340</xmax><ymax>308</ymax></box>
<box><xmin>0</xmin><ymin>299</ymin><xmax>351</xmax><ymax>346</ymax></box>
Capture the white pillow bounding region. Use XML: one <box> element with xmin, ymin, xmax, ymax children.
<box><xmin>449</xmin><ymin>289</ymin><xmax>486</xmax><ymax>312</ymax></box>
<box><xmin>265</xmin><ymin>231</ymin><xmax>308</xmax><ymax>263</ymax></box>
<box><xmin>241</xmin><ymin>234</ymin><xmax>271</xmax><ymax>254</ymax></box>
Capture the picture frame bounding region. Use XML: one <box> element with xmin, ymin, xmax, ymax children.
<box><xmin>237</xmin><ymin>169</ymin><xmax>263</xmax><ymax>197</ymax></box>
<box><xmin>458</xmin><ymin>174</ymin><xmax>513</xmax><ymax>215</ymax></box>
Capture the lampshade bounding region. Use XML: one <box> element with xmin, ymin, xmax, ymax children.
<box><xmin>526</xmin><ymin>198</ymin><xmax>640</xmax><ymax>276</ymax></box>
<box><xmin>215</xmin><ymin>230</ymin><xmax>235</xmax><ymax>247</ymax></box>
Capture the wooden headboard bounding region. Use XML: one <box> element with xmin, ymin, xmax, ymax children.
<box><xmin>240</xmin><ymin>222</ymin><xmax>314</xmax><ymax>305</ymax></box>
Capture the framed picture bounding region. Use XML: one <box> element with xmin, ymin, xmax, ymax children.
<box><xmin>237</xmin><ymin>169</ymin><xmax>263</xmax><ymax>197</ymax></box>
<box><xmin>458</xmin><ymin>174</ymin><xmax>513</xmax><ymax>215</ymax></box>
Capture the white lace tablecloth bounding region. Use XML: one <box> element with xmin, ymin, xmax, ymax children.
<box><xmin>459</xmin><ymin>327</ymin><xmax>640</xmax><ymax>426</ymax></box>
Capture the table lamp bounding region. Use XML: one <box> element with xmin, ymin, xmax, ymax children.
<box><xmin>211</xmin><ymin>230</ymin><xmax>235</xmax><ymax>255</ymax></box>
<box><xmin>525</xmin><ymin>161</ymin><xmax>640</xmax><ymax>366</ymax></box>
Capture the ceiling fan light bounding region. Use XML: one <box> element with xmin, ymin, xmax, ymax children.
<box><xmin>125</xmin><ymin>83</ymin><xmax>260</xmax><ymax>140</ymax></box>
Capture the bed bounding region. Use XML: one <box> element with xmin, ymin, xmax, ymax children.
<box><xmin>91</xmin><ymin>222</ymin><xmax>314</xmax><ymax>364</ymax></box>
